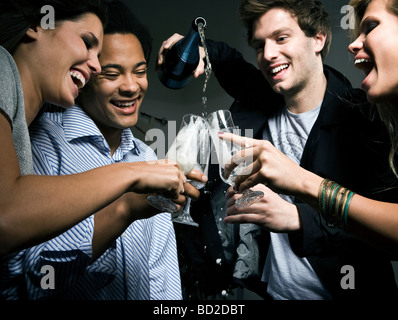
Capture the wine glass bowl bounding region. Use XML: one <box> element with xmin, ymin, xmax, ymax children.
<box><xmin>206</xmin><ymin>110</ymin><xmax>263</xmax><ymax>209</ymax></box>
<box><xmin>206</xmin><ymin>110</ymin><xmax>243</xmax><ymax>184</ymax></box>
<box><xmin>147</xmin><ymin>114</ymin><xmax>210</xmax><ymax>227</ymax></box>
<box><xmin>170</xmin><ymin>114</ymin><xmax>210</xmax><ymax>227</ymax></box>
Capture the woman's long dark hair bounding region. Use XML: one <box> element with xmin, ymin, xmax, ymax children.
<box><xmin>0</xmin><ymin>0</ymin><xmax>106</xmax><ymax>54</ymax></box>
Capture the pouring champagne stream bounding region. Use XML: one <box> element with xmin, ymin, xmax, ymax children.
<box><xmin>149</xmin><ymin>17</ymin><xmax>263</xmax><ymax>227</ymax></box>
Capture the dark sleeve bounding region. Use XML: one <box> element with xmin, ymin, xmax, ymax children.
<box><xmin>206</xmin><ymin>39</ymin><xmax>275</xmax><ymax>109</ymax></box>
<box><xmin>289</xmin><ymin>202</ymin><xmax>342</xmax><ymax>257</ymax></box>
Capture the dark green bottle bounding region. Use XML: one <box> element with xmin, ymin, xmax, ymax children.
<box><xmin>158</xmin><ymin>17</ymin><xmax>207</xmax><ymax>89</ymax></box>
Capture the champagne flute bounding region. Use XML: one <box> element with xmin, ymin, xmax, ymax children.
<box><xmin>147</xmin><ymin>114</ymin><xmax>208</xmax><ymax>227</ymax></box>
<box><xmin>171</xmin><ymin>114</ymin><xmax>210</xmax><ymax>226</ymax></box>
<box><xmin>206</xmin><ymin>110</ymin><xmax>264</xmax><ymax>208</ymax></box>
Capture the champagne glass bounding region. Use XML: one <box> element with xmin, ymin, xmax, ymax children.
<box><xmin>171</xmin><ymin>114</ymin><xmax>210</xmax><ymax>226</ymax></box>
<box><xmin>206</xmin><ymin>110</ymin><xmax>263</xmax><ymax>208</ymax></box>
<box><xmin>147</xmin><ymin>114</ymin><xmax>208</xmax><ymax>227</ymax></box>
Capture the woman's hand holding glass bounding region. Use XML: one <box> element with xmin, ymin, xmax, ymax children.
<box><xmin>218</xmin><ymin>132</ymin><xmax>314</xmax><ymax>199</ymax></box>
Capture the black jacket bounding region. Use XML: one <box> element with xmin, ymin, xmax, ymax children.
<box><xmin>184</xmin><ymin>40</ymin><xmax>398</xmax><ymax>300</ymax></box>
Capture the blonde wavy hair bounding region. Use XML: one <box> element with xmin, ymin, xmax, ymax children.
<box><xmin>349</xmin><ymin>0</ymin><xmax>398</xmax><ymax>177</ymax></box>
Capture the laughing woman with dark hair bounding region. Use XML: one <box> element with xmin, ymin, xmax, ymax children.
<box><xmin>0</xmin><ymin>0</ymin><xmax>195</xmax><ymax>258</ymax></box>
<box><xmin>0</xmin><ymin>0</ymin><xmax>188</xmax><ymax>300</ymax></box>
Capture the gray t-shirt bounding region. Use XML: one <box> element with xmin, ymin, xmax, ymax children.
<box><xmin>262</xmin><ymin>103</ymin><xmax>332</xmax><ymax>300</ymax></box>
<box><xmin>0</xmin><ymin>46</ymin><xmax>33</xmax><ymax>175</ymax></box>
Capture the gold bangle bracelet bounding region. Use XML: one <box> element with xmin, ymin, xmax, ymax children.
<box><xmin>318</xmin><ymin>178</ymin><xmax>354</xmax><ymax>230</ymax></box>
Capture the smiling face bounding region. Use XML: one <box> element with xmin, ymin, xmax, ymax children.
<box><xmin>349</xmin><ymin>0</ymin><xmax>398</xmax><ymax>103</ymax></box>
<box><xmin>78</xmin><ymin>33</ymin><xmax>148</xmax><ymax>135</ymax></box>
<box><xmin>34</xmin><ymin>13</ymin><xmax>103</xmax><ymax>108</ymax></box>
<box><xmin>250</xmin><ymin>8</ymin><xmax>325</xmax><ymax>98</ymax></box>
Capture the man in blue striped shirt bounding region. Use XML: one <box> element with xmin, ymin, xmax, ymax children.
<box><xmin>2</xmin><ymin>1</ymin><xmax>195</xmax><ymax>300</ymax></box>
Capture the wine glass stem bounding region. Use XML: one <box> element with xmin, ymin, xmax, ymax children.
<box><xmin>182</xmin><ymin>197</ymin><xmax>192</xmax><ymax>215</ymax></box>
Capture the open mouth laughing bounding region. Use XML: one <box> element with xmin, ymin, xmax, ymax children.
<box><xmin>271</xmin><ymin>64</ymin><xmax>289</xmax><ymax>75</ymax></box>
<box><xmin>111</xmin><ymin>100</ymin><xmax>136</xmax><ymax>107</ymax></box>
<box><xmin>70</xmin><ymin>70</ymin><xmax>88</xmax><ymax>90</ymax></box>
<box><xmin>354</xmin><ymin>58</ymin><xmax>374</xmax><ymax>75</ymax></box>
<box><xmin>110</xmin><ymin>99</ymin><xmax>138</xmax><ymax>114</ymax></box>
<box><xmin>268</xmin><ymin>63</ymin><xmax>290</xmax><ymax>79</ymax></box>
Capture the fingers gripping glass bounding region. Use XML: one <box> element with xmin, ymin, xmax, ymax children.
<box><xmin>206</xmin><ymin>110</ymin><xmax>263</xmax><ymax>208</ymax></box>
<box><xmin>147</xmin><ymin>114</ymin><xmax>210</xmax><ymax>227</ymax></box>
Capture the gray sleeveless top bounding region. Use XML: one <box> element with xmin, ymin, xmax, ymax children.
<box><xmin>0</xmin><ymin>46</ymin><xmax>33</xmax><ymax>175</ymax></box>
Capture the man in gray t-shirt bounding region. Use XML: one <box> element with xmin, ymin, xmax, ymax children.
<box><xmin>183</xmin><ymin>0</ymin><xmax>398</xmax><ymax>300</ymax></box>
<box><xmin>262</xmin><ymin>104</ymin><xmax>333</xmax><ymax>299</ymax></box>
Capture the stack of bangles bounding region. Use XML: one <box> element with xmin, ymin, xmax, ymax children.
<box><xmin>318</xmin><ymin>179</ymin><xmax>356</xmax><ymax>230</ymax></box>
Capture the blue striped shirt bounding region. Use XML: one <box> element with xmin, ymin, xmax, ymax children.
<box><xmin>1</xmin><ymin>105</ymin><xmax>182</xmax><ymax>300</ymax></box>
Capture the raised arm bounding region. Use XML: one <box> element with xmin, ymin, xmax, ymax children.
<box><xmin>157</xmin><ymin>35</ymin><xmax>274</xmax><ymax>105</ymax></box>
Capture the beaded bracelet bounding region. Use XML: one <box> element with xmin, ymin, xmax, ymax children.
<box><xmin>318</xmin><ymin>179</ymin><xmax>356</xmax><ymax>230</ymax></box>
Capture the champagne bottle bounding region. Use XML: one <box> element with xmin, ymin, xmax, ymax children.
<box><xmin>158</xmin><ymin>17</ymin><xmax>207</xmax><ymax>89</ymax></box>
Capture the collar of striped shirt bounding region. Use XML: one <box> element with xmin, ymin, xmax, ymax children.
<box><xmin>63</xmin><ymin>105</ymin><xmax>140</xmax><ymax>158</ymax></box>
